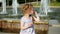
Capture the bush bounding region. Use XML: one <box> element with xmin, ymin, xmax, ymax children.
<box><xmin>57</xmin><ymin>0</ymin><xmax>60</xmax><ymax>2</ymax></box>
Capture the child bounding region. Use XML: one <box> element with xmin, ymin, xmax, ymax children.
<box><xmin>20</xmin><ymin>4</ymin><xmax>40</xmax><ymax>34</ymax></box>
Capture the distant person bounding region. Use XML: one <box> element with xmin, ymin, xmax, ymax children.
<box><xmin>20</xmin><ymin>4</ymin><xmax>40</xmax><ymax>34</ymax></box>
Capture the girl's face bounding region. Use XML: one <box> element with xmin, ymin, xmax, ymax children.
<box><xmin>27</xmin><ymin>6</ymin><xmax>34</xmax><ymax>14</ymax></box>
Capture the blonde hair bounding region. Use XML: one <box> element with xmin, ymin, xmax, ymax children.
<box><xmin>22</xmin><ymin>4</ymin><xmax>33</xmax><ymax>14</ymax></box>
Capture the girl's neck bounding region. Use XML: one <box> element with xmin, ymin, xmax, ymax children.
<box><xmin>24</xmin><ymin>14</ymin><xmax>30</xmax><ymax>18</ymax></box>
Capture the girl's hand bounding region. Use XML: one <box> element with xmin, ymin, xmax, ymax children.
<box><xmin>34</xmin><ymin>11</ymin><xmax>38</xmax><ymax>16</ymax></box>
<box><xmin>33</xmin><ymin>11</ymin><xmax>40</xmax><ymax>22</ymax></box>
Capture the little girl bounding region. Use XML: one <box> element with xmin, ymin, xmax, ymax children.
<box><xmin>20</xmin><ymin>4</ymin><xmax>40</xmax><ymax>34</ymax></box>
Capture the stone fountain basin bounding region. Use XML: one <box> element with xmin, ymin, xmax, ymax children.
<box><xmin>0</xmin><ymin>20</ymin><xmax>49</xmax><ymax>34</ymax></box>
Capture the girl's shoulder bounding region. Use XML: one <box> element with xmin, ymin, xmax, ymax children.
<box><xmin>20</xmin><ymin>16</ymin><xmax>26</xmax><ymax>21</ymax></box>
<box><xmin>21</xmin><ymin>16</ymin><xmax>24</xmax><ymax>20</ymax></box>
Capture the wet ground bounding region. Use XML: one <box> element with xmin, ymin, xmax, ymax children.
<box><xmin>48</xmin><ymin>20</ymin><xmax>60</xmax><ymax>34</ymax></box>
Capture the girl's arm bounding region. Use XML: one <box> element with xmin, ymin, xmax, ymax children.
<box><xmin>33</xmin><ymin>11</ymin><xmax>40</xmax><ymax>22</ymax></box>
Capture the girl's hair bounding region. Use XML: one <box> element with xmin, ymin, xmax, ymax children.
<box><xmin>22</xmin><ymin>4</ymin><xmax>33</xmax><ymax>14</ymax></box>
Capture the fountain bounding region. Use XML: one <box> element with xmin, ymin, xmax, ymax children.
<box><xmin>0</xmin><ymin>0</ymin><xmax>7</xmax><ymax>14</ymax></box>
<box><xmin>12</xmin><ymin>0</ymin><xmax>18</xmax><ymax>16</ymax></box>
<box><xmin>25</xmin><ymin>0</ymin><xmax>26</xmax><ymax>4</ymax></box>
<box><xmin>0</xmin><ymin>0</ymin><xmax>2</xmax><ymax>2</ymax></box>
<box><xmin>40</xmin><ymin>0</ymin><xmax>50</xmax><ymax>16</ymax></box>
<box><xmin>38</xmin><ymin>0</ymin><xmax>50</xmax><ymax>34</ymax></box>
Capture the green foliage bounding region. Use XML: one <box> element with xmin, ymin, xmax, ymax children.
<box><xmin>56</xmin><ymin>0</ymin><xmax>60</xmax><ymax>2</ymax></box>
<box><xmin>50</xmin><ymin>1</ymin><xmax>60</xmax><ymax>6</ymax></box>
<box><xmin>31</xmin><ymin>1</ymin><xmax>60</xmax><ymax>6</ymax></box>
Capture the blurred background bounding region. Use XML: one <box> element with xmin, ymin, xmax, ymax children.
<box><xmin>0</xmin><ymin>0</ymin><xmax>60</xmax><ymax>34</ymax></box>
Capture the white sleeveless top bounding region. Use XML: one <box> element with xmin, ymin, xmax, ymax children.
<box><xmin>20</xmin><ymin>16</ymin><xmax>35</xmax><ymax>34</ymax></box>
